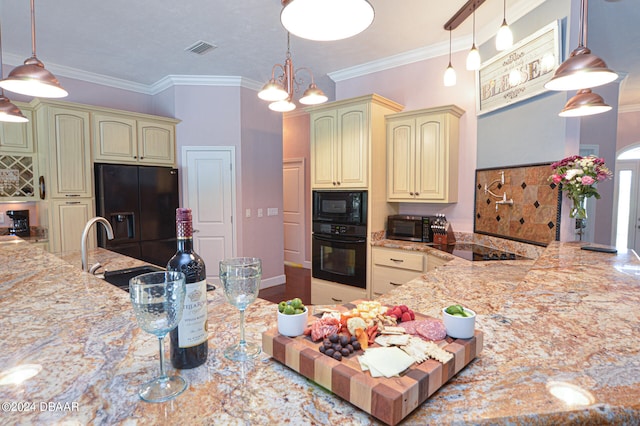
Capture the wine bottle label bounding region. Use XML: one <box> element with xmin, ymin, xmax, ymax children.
<box><xmin>177</xmin><ymin>279</ymin><xmax>208</xmax><ymax>348</ymax></box>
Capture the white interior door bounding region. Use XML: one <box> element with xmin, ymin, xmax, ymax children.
<box><xmin>283</xmin><ymin>158</ymin><xmax>306</xmax><ymax>267</ymax></box>
<box><xmin>182</xmin><ymin>147</ymin><xmax>235</xmax><ymax>285</ymax></box>
<box><xmin>614</xmin><ymin>159</ymin><xmax>639</xmax><ymax>251</ymax></box>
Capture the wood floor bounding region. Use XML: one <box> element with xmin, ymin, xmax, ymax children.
<box><xmin>258</xmin><ymin>264</ymin><xmax>311</xmax><ymax>305</ymax></box>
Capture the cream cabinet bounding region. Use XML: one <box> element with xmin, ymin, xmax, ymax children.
<box><xmin>371</xmin><ymin>247</ymin><xmax>426</xmax><ymax>298</ymax></box>
<box><xmin>0</xmin><ymin>106</ymin><xmax>39</xmax><ymax>201</ymax></box>
<box><xmin>0</xmin><ymin>107</ymin><xmax>34</xmax><ymax>153</ymax></box>
<box><xmin>310</xmin><ymin>104</ymin><xmax>369</xmax><ymax>188</ymax></box>
<box><xmin>387</xmin><ymin>105</ymin><xmax>464</xmax><ymax>203</ymax></box>
<box><xmin>311</xmin><ymin>278</ymin><xmax>367</xmax><ymax>305</ymax></box>
<box><xmin>310</xmin><ymin>95</ymin><xmax>403</xmax><ymax>189</ymax></box>
<box><xmin>48</xmin><ymin>199</ymin><xmax>96</xmax><ymax>253</ymax></box>
<box><xmin>93</xmin><ymin>113</ymin><xmax>176</xmax><ymax>166</ymax></box>
<box><xmin>426</xmin><ymin>253</ymin><xmax>449</xmax><ymax>271</ymax></box>
<box><xmin>36</xmin><ymin>104</ymin><xmax>92</xmax><ymax>199</ymax></box>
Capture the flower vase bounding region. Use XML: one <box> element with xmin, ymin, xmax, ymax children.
<box><xmin>569</xmin><ymin>194</ymin><xmax>587</xmax><ymax>220</ymax></box>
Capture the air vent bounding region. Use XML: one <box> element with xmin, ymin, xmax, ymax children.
<box><xmin>185</xmin><ymin>40</ymin><xmax>217</xmax><ymax>55</ymax></box>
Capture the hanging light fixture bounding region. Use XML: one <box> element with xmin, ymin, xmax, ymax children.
<box><xmin>466</xmin><ymin>4</ymin><xmax>481</xmax><ymax>71</ymax></box>
<box><xmin>443</xmin><ymin>29</ymin><xmax>456</xmax><ymax>87</ymax></box>
<box><xmin>558</xmin><ymin>88</ymin><xmax>611</xmax><ymax>117</ymax></box>
<box><xmin>495</xmin><ymin>0</ymin><xmax>513</xmax><ymax>51</ymax></box>
<box><xmin>280</xmin><ymin>0</ymin><xmax>374</xmax><ymax>41</ymax></box>
<box><xmin>0</xmin><ymin>0</ymin><xmax>67</xmax><ymax>98</ymax></box>
<box><xmin>258</xmin><ymin>33</ymin><xmax>327</xmax><ymax>113</ymax></box>
<box><xmin>0</xmin><ymin>21</ymin><xmax>28</xmax><ymax>123</ymax></box>
<box><xmin>544</xmin><ymin>0</ymin><xmax>617</xmax><ymax>91</ymax></box>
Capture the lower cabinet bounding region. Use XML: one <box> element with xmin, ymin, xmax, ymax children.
<box><xmin>426</xmin><ymin>253</ymin><xmax>449</xmax><ymax>271</ymax></box>
<box><xmin>311</xmin><ymin>278</ymin><xmax>367</xmax><ymax>305</ymax></box>
<box><xmin>371</xmin><ymin>247</ymin><xmax>425</xmax><ymax>298</ymax></box>
<box><xmin>46</xmin><ymin>199</ymin><xmax>96</xmax><ymax>253</ymax></box>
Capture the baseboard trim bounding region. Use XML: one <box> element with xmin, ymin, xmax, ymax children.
<box><xmin>260</xmin><ymin>274</ymin><xmax>286</xmax><ymax>289</ymax></box>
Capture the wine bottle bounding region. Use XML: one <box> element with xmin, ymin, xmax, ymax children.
<box><xmin>168</xmin><ymin>208</ymin><xmax>208</xmax><ymax>369</ymax></box>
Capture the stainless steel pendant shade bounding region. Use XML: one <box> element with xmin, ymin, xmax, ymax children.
<box><xmin>0</xmin><ymin>0</ymin><xmax>67</xmax><ymax>98</ymax></box>
<box><xmin>558</xmin><ymin>88</ymin><xmax>612</xmax><ymax>117</ymax></box>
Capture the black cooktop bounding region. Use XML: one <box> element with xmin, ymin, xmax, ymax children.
<box><xmin>434</xmin><ymin>243</ymin><xmax>531</xmax><ymax>261</ymax></box>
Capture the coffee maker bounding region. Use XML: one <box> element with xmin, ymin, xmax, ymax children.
<box><xmin>6</xmin><ymin>210</ymin><xmax>30</xmax><ymax>237</ymax></box>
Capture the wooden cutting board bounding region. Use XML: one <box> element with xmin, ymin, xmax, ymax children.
<box><xmin>262</xmin><ymin>301</ymin><xmax>483</xmax><ymax>426</ymax></box>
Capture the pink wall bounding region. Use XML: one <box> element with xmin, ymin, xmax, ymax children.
<box><xmin>283</xmin><ymin>111</ymin><xmax>311</xmax><ymax>265</ymax></box>
<box><xmin>617</xmin><ymin>110</ymin><xmax>640</xmax><ymax>152</ymax></box>
<box><xmin>335</xmin><ymin>50</ymin><xmax>478</xmax><ymax>233</ymax></box>
<box><xmin>239</xmin><ymin>88</ymin><xmax>285</xmax><ymax>281</ymax></box>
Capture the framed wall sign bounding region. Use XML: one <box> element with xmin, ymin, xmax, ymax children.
<box><xmin>477</xmin><ymin>20</ymin><xmax>561</xmax><ymax>115</ymax></box>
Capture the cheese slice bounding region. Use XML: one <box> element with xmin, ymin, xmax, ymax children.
<box><xmin>359</xmin><ymin>347</ymin><xmax>414</xmax><ymax>378</ymax></box>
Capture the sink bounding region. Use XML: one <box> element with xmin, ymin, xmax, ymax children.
<box><xmin>101</xmin><ymin>265</ymin><xmax>216</xmax><ymax>292</ymax></box>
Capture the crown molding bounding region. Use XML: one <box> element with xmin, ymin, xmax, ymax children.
<box><xmin>149</xmin><ymin>75</ymin><xmax>262</xmax><ymax>95</ymax></box>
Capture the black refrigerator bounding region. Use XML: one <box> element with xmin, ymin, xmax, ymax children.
<box><xmin>94</xmin><ymin>163</ymin><xmax>179</xmax><ymax>267</ymax></box>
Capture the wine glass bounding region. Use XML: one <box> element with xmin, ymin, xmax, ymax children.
<box><xmin>129</xmin><ymin>271</ymin><xmax>187</xmax><ymax>402</ymax></box>
<box><xmin>220</xmin><ymin>257</ymin><xmax>262</xmax><ymax>361</ymax></box>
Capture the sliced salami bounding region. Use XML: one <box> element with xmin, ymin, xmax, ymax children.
<box><xmin>415</xmin><ymin>319</ymin><xmax>447</xmax><ymax>341</ymax></box>
<box><xmin>398</xmin><ymin>320</ymin><xmax>418</xmax><ymax>335</ymax></box>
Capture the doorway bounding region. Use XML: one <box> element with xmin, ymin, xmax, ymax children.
<box><xmin>181</xmin><ymin>146</ymin><xmax>236</xmax><ymax>285</ymax></box>
<box><xmin>613</xmin><ymin>144</ymin><xmax>640</xmax><ymax>251</ymax></box>
<box><xmin>283</xmin><ymin>158</ymin><xmax>306</xmax><ymax>267</ymax></box>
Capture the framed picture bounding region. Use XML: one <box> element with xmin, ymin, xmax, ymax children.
<box><xmin>477</xmin><ymin>20</ymin><xmax>561</xmax><ymax>115</ymax></box>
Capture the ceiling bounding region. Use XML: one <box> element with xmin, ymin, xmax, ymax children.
<box><xmin>0</xmin><ymin>0</ymin><xmax>638</xmax><ymax>107</ymax></box>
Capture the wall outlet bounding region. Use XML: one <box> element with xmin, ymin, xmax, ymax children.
<box><xmin>257</xmin><ymin>208</ymin><xmax>263</xmax><ymax>218</ymax></box>
<box><xmin>267</xmin><ymin>208</ymin><xmax>278</xmax><ymax>216</ymax></box>
<box><xmin>245</xmin><ymin>208</ymin><xmax>251</xmax><ymax>218</ymax></box>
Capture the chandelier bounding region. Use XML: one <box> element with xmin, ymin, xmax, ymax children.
<box><xmin>258</xmin><ymin>33</ymin><xmax>327</xmax><ymax>112</ymax></box>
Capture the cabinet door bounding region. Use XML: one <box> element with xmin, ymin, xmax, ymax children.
<box><xmin>311</xmin><ymin>278</ymin><xmax>367</xmax><ymax>305</ymax></box>
<box><xmin>50</xmin><ymin>199</ymin><xmax>95</xmax><ymax>253</ymax></box>
<box><xmin>137</xmin><ymin>121</ymin><xmax>175</xmax><ymax>166</ymax></box>
<box><xmin>48</xmin><ymin>108</ymin><xmax>92</xmax><ymax>198</ymax></box>
<box><xmin>371</xmin><ymin>265</ymin><xmax>420</xmax><ymax>298</ymax></box>
<box><xmin>311</xmin><ymin>112</ymin><xmax>337</xmax><ymax>188</ymax></box>
<box><xmin>387</xmin><ymin>118</ymin><xmax>415</xmax><ymax>200</ymax></box>
<box><xmin>0</xmin><ymin>109</ymin><xmax>34</xmax><ymax>153</ymax></box>
<box><xmin>92</xmin><ymin>113</ymin><xmax>138</xmax><ymax>163</ymax></box>
<box><xmin>337</xmin><ymin>105</ymin><xmax>368</xmax><ymax>188</ymax></box>
<box><xmin>415</xmin><ymin>114</ymin><xmax>446</xmax><ymax>201</ymax></box>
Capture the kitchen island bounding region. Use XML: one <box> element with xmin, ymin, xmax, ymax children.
<box><xmin>0</xmin><ymin>235</ymin><xmax>639</xmax><ymax>425</ymax></box>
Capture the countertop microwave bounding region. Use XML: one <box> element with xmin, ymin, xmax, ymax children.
<box><xmin>386</xmin><ymin>215</ymin><xmax>436</xmax><ymax>243</ymax></box>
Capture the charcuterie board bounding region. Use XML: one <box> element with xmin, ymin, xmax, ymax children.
<box><xmin>261</xmin><ymin>300</ymin><xmax>483</xmax><ymax>426</ymax></box>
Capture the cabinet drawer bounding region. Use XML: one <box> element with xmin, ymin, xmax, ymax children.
<box><xmin>373</xmin><ymin>248</ymin><xmax>424</xmax><ymax>271</ymax></box>
<box><xmin>426</xmin><ymin>254</ymin><xmax>449</xmax><ymax>271</ymax></box>
<box><xmin>311</xmin><ymin>278</ymin><xmax>367</xmax><ymax>305</ymax></box>
<box><xmin>371</xmin><ymin>265</ymin><xmax>421</xmax><ymax>298</ymax></box>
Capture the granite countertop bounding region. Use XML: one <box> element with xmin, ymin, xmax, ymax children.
<box><xmin>0</xmin><ymin>235</ymin><xmax>639</xmax><ymax>425</ymax></box>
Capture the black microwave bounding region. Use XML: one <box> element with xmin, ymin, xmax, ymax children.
<box><xmin>387</xmin><ymin>215</ymin><xmax>436</xmax><ymax>243</ymax></box>
<box><xmin>313</xmin><ymin>190</ymin><xmax>367</xmax><ymax>225</ymax></box>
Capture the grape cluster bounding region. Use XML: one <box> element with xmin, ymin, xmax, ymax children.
<box><xmin>318</xmin><ymin>333</ymin><xmax>362</xmax><ymax>361</ymax></box>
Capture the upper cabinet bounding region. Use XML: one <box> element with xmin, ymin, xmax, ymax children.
<box><xmin>386</xmin><ymin>105</ymin><xmax>464</xmax><ymax>203</ymax></box>
<box><xmin>35</xmin><ymin>103</ymin><xmax>93</xmax><ymax>199</ymax></box>
<box><xmin>309</xmin><ymin>95</ymin><xmax>403</xmax><ymax>189</ymax></box>
<box><xmin>0</xmin><ymin>105</ymin><xmax>39</xmax><ymax>201</ymax></box>
<box><xmin>0</xmin><ymin>107</ymin><xmax>34</xmax><ymax>153</ymax></box>
<box><xmin>93</xmin><ymin>112</ymin><xmax>177</xmax><ymax>166</ymax></box>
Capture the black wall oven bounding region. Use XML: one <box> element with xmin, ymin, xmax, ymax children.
<box><xmin>312</xmin><ymin>191</ymin><xmax>368</xmax><ymax>289</ymax></box>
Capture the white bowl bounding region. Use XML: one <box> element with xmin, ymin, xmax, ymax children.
<box><xmin>277</xmin><ymin>306</ymin><xmax>309</xmax><ymax>337</ymax></box>
<box><xmin>442</xmin><ymin>307</ymin><xmax>476</xmax><ymax>339</ymax></box>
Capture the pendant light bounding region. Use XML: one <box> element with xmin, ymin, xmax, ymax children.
<box><xmin>544</xmin><ymin>0</ymin><xmax>617</xmax><ymax>91</ymax></box>
<box><xmin>466</xmin><ymin>5</ymin><xmax>481</xmax><ymax>71</ymax></box>
<box><xmin>443</xmin><ymin>29</ymin><xmax>457</xmax><ymax>87</ymax></box>
<box><xmin>0</xmin><ymin>21</ymin><xmax>28</xmax><ymax>123</ymax></box>
<box><xmin>495</xmin><ymin>0</ymin><xmax>513</xmax><ymax>51</ymax></box>
<box><xmin>0</xmin><ymin>0</ymin><xmax>67</xmax><ymax>98</ymax></box>
<box><xmin>258</xmin><ymin>33</ymin><xmax>327</xmax><ymax>113</ymax></box>
<box><xmin>280</xmin><ymin>0</ymin><xmax>374</xmax><ymax>41</ymax></box>
<box><xmin>558</xmin><ymin>88</ymin><xmax>611</xmax><ymax>117</ymax></box>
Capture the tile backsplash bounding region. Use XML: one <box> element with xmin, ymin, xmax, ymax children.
<box><xmin>474</xmin><ymin>163</ymin><xmax>561</xmax><ymax>246</ymax></box>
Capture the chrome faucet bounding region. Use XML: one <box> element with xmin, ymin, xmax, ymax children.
<box><xmin>81</xmin><ymin>217</ymin><xmax>114</xmax><ymax>272</ymax></box>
